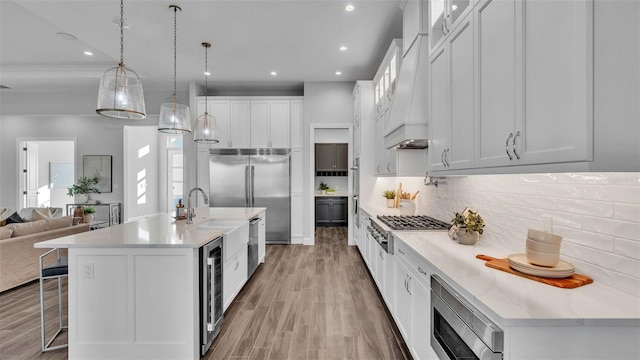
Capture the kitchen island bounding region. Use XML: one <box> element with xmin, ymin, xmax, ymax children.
<box><xmin>34</xmin><ymin>207</ymin><xmax>265</xmax><ymax>360</ymax></box>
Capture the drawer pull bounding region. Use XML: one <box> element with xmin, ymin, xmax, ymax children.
<box><xmin>418</xmin><ymin>266</ymin><xmax>427</xmax><ymax>276</ymax></box>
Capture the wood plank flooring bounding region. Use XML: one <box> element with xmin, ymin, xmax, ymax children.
<box><xmin>0</xmin><ymin>227</ymin><xmax>409</xmax><ymax>360</ymax></box>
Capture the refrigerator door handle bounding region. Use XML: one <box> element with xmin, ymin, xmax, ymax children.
<box><xmin>250</xmin><ymin>165</ymin><xmax>255</xmax><ymax>206</ymax></box>
<box><xmin>245</xmin><ymin>166</ymin><xmax>250</xmax><ymax>207</ymax></box>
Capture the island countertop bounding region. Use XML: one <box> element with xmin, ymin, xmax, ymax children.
<box><xmin>34</xmin><ymin>207</ymin><xmax>266</xmax><ymax>249</ymax></box>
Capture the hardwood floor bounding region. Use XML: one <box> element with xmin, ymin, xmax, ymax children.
<box><xmin>0</xmin><ymin>227</ymin><xmax>409</xmax><ymax>360</ymax></box>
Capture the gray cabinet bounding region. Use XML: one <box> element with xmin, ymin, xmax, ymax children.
<box><xmin>315</xmin><ymin>197</ymin><xmax>347</xmax><ymax>226</ymax></box>
<box><xmin>315</xmin><ymin>143</ymin><xmax>348</xmax><ymax>175</ymax></box>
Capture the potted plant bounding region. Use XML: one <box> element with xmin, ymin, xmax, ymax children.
<box><xmin>383</xmin><ymin>190</ymin><xmax>396</xmax><ymax>208</ymax></box>
<box><xmin>67</xmin><ymin>176</ymin><xmax>101</xmax><ymax>203</ymax></box>
<box><xmin>451</xmin><ymin>209</ymin><xmax>485</xmax><ymax>245</ymax></box>
<box><xmin>318</xmin><ymin>182</ymin><xmax>329</xmax><ymax>195</ymax></box>
<box><xmin>83</xmin><ymin>206</ymin><xmax>96</xmax><ymax>224</ymax></box>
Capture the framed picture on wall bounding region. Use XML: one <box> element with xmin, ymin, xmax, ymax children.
<box><xmin>83</xmin><ymin>155</ymin><xmax>112</xmax><ymax>193</ymax></box>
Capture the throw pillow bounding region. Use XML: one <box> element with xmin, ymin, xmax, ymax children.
<box><xmin>32</xmin><ymin>208</ymin><xmax>52</xmax><ymax>221</ymax></box>
<box><xmin>5</xmin><ymin>212</ymin><xmax>23</xmax><ymax>224</ymax></box>
<box><xmin>45</xmin><ymin>216</ymin><xmax>73</xmax><ymax>231</ymax></box>
<box><xmin>0</xmin><ymin>226</ymin><xmax>12</xmax><ymax>240</ymax></box>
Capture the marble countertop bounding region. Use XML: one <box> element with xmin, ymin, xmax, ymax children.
<box><xmin>34</xmin><ymin>207</ymin><xmax>266</xmax><ymax>249</ymax></box>
<box><xmin>315</xmin><ymin>191</ymin><xmax>349</xmax><ymax>197</ymax></box>
<box><xmin>360</xmin><ymin>204</ymin><xmax>640</xmax><ymax>326</ymax></box>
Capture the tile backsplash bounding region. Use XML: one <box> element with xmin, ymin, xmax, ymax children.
<box><xmin>372</xmin><ymin>173</ymin><xmax>640</xmax><ymax>296</ymax></box>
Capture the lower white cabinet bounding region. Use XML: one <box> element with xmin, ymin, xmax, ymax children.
<box><xmin>258</xmin><ymin>212</ymin><xmax>266</xmax><ymax>263</ymax></box>
<box><xmin>394</xmin><ymin>240</ymin><xmax>439</xmax><ymax>360</ymax></box>
<box><xmin>223</xmin><ymin>245</ymin><xmax>248</xmax><ymax>311</ymax></box>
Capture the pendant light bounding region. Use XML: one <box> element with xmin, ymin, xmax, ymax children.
<box><xmin>193</xmin><ymin>42</ymin><xmax>219</xmax><ymax>143</ymax></box>
<box><xmin>96</xmin><ymin>0</ymin><xmax>146</xmax><ymax>119</ymax></box>
<box><xmin>158</xmin><ymin>5</ymin><xmax>191</xmax><ymax>134</ymax></box>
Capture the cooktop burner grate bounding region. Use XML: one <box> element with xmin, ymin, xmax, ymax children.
<box><xmin>376</xmin><ymin>215</ymin><xmax>451</xmax><ymax>231</ymax></box>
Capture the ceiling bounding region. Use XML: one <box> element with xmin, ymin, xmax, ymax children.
<box><xmin>0</xmin><ymin>0</ymin><xmax>403</xmax><ymax>96</ymax></box>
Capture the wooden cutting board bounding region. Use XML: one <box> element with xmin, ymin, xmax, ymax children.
<box><xmin>476</xmin><ymin>254</ymin><xmax>593</xmax><ymax>289</ymax></box>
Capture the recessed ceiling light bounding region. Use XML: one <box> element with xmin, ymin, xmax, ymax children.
<box><xmin>204</xmin><ymin>71</ymin><xmax>211</xmax><ymax>76</ymax></box>
<box><xmin>345</xmin><ymin>4</ymin><xmax>355</xmax><ymax>12</ymax></box>
<box><xmin>452</xmin><ymin>4</ymin><xmax>458</xmax><ymax>10</ymax></box>
<box><xmin>56</xmin><ymin>32</ymin><xmax>77</xmax><ymax>41</ymax></box>
<box><xmin>339</xmin><ymin>46</ymin><xmax>348</xmax><ymax>51</ymax></box>
<box><xmin>270</xmin><ymin>71</ymin><xmax>278</xmax><ymax>76</ymax></box>
<box><xmin>335</xmin><ymin>71</ymin><xmax>342</xmax><ymax>75</ymax></box>
<box><xmin>84</xmin><ymin>51</ymin><xmax>93</xmax><ymax>56</ymax></box>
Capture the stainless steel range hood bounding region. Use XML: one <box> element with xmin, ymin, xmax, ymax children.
<box><xmin>384</xmin><ymin>34</ymin><xmax>429</xmax><ymax>149</ymax></box>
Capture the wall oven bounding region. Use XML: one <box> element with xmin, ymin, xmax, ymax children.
<box><xmin>200</xmin><ymin>237</ymin><xmax>224</xmax><ymax>356</ymax></box>
<box><xmin>431</xmin><ymin>275</ymin><xmax>503</xmax><ymax>360</ymax></box>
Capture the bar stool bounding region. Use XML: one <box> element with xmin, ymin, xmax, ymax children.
<box><xmin>39</xmin><ymin>248</ymin><xmax>68</xmax><ymax>352</ymax></box>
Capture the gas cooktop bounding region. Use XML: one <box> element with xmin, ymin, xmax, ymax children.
<box><xmin>376</xmin><ymin>215</ymin><xmax>451</xmax><ymax>231</ymax></box>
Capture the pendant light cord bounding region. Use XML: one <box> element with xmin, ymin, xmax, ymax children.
<box><xmin>119</xmin><ymin>0</ymin><xmax>124</xmax><ymax>66</ymax></box>
<box><xmin>204</xmin><ymin>43</ymin><xmax>209</xmax><ymax>114</ymax></box>
<box><xmin>172</xmin><ymin>5</ymin><xmax>178</xmax><ymax>107</ymax></box>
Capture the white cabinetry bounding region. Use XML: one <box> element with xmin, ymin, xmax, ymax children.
<box><xmin>258</xmin><ymin>212</ymin><xmax>266</xmax><ymax>263</ymax></box>
<box><xmin>401</xmin><ymin>0</ymin><xmax>429</xmax><ymax>56</ymax></box>
<box><xmin>429</xmin><ymin>13</ymin><xmax>475</xmax><ymax>171</ymax></box>
<box><xmin>393</xmin><ymin>240</ymin><xmax>439</xmax><ymax>360</ymax></box>
<box><xmin>352</xmin><ymin>82</ymin><xmax>373</xmax><ymax>158</ymax></box>
<box><xmin>196</xmin><ymin>145</ymin><xmax>210</xmax><ymax>204</ymax></box>
<box><xmin>195</xmin><ymin>99</ymin><xmax>250</xmax><ymax>149</ymax></box>
<box><xmin>250</xmin><ymin>100</ymin><xmax>290</xmax><ymax>148</ymax></box>
<box><xmin>374</xmin><ymin>39</ymin><xmax>402</xmax><ymax>117</ymax></box>
<box><xmin>290</xmin><ymin>100</ymin><xmax>303</xmax><ymax>149</ymax></box>
<box><xmin>223</xmin><ymin>245</ymin><xmax>248</xmax><ymax>311</ymax></box>
<box><xmin>476</xmin><ymin>0</ymin><xmax>593</xmax><ymax>169</ymax></box>
<box><xmin>429</xmin><ymin>0</ymin><xmax>473</xmax><ymax>52</ymax></box>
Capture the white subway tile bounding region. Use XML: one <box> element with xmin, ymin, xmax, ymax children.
<box><xmin>611</xmin><ymin>173</ymin><xmax>640</xmax><ymax>186</ymax></box>
<box><xmin>532</xmin><ymin>183</ymin><xmax>582</xmax><ymax>199</ymax></box>
<box><xmin>581</xmin><ymin>247</ymin><xmax>640</xmax><ymax>278</ymax></box>
<box><xmin>615</xmin><ymin>238</ymin><xmax>640</xmax><ymax>260</ymax></box>
<box><xmin>582</xmin><ymin>216</ymin><xmax>640</xmax><ymax>240</ymax></box>
<box><xmin>555</xmin><ymin>173</ymin><xmax>612</xmax><ymax>184</ymax></box>
<box><xmin>611</xmin><ymin>272</ymin><xmax>640</xmax><ymax>296</ymax></box>
<box><xmin>516</xmin><ymin>173</ymin><xmax>559</xmax><ymax>184</ymax></box>
<box><xmin>555</xmin><ymin>198</ymin><xmax>614</xmax><ymax>218</ymax></box>
<box><xmin>614</xmin><ymin>203</ymin><xmax>640</xmax><ymax>223</ymax></box>
<box><xmin>555</xmin><ymin>226</ymin><xmax>614</xmax><ymax>252</ymax></box>
<box><xmin>582</xmin><ymin>185</ymin><xmax>640</xmax><ymax>204</ymax></box>
<box><xmin>567</xmin><ymin>258</ymin><xmax>614</xmax><ymax>285</ymax></box>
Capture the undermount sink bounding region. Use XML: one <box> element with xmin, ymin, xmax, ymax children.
<box><xmin>195</xmin><ymin>219</ymin><xmax>248</xmax><ymax>230</ymax></box>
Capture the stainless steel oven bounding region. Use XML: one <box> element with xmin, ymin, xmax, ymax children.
<box><xmin>200</xmin><ymin>236</ymin><xmax>224</xmax><ymax>356</ymax></box>
<box><xmin>431</xmin><ymin>275</ymin><xmax>503</xmax><ymax>360</ymax></box>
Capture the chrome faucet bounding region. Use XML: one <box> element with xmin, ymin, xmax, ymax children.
<box><xmin>187</xmin><ymin>187</ymin><xmax>209</xmax><ymax>224</ymax></box>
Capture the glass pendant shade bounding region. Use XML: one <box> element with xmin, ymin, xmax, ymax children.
<box><xmin>96</xmin><ymin>64</ymin><xmax>146</xmax><ymax>119</ymax></box>
<box><xmin>158</xmin><ymin>101</ymin><xmax>191</xmax><ymax>134</ymax></box>
<box><xmin>194</xmin><ymin>112</ymin><xmax>219</xmax><ymax>143</ymax></box>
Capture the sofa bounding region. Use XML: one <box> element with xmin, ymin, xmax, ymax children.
<box><xmin>0</xmin><ymin>208</ymin><xmax>90</xmax><ymax>292</ymax></box>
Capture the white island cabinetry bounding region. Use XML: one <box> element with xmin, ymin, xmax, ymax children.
<box><xmin>34</xmin><ymin>207</ymin><xmax>266</xmax><ymax>360</ymax></box>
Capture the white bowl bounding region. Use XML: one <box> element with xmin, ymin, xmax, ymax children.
<box><xmin>526</xmin><ymin>238</ymin><xmax>560</xmax><ymax>254</ymax></box>
<box><xmin>527</xmin><ymin>229</ymin><xmax>562</xmax><ymax>245</ymax></box>
<box><xmin>526</xmin><ymin>249</ymin><xmax>560</xmax><ymax>267</ymax></box>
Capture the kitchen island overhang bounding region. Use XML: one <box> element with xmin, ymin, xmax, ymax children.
<box><xmin>35</xmin><ymin>207</ymin><xmax>266</xmax><ymax>360</ymax></box>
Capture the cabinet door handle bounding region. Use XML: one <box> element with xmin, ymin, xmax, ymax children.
<box><xmin>235</xmin><ymin>257</ymin><xmax>239</xmax><ymax>270</ymax></box>
<box><xmin>398</xmin><ymin>248</ymin><xmax>405</xmax><ymax>255</ymax></box>
<box><xmin>386</xmin><ymin>162</ymin><xmax>391</xmax><ymax>171</ymax></box>
<box><xmin>418</xmin><ymin>266</ymin><xmax>427</xmax><ymax>276</ymax></box>
<box><xmin>441</xmin><ymin>149</ymin><xmax>446</xmax><ymax>166</ymax></box>
<box><xmin>407</xmin><ymin>276</ymin><xmax>412</xmax><ymax>295</ymax></box>
<box><xmin>444</xmin><ymin>148</ymin><xmax>450</xmax><ymax>167</ymax></box>
<box><xmin>513</xmin><ymin>131</ymin><xmax>521</xmax><ymax>159</ymax></box>
<box><xmin>377</xmin><ymin>165</ymin><xmax>380</xmax><ymax>173</ymax></box>
<box><xmin>404</xmin><ymin>275</ymin><xmax>409</xmax><ymax>293</ymax></box>
<box><xmin>379</xmin><ymin>250</ymin><xmax>384</xmax><ymax>260</ymax></box>
<box><xmin>505</xmin><ymin>133</ymin><xmax>514</xmax><ymax>160</ymax></box>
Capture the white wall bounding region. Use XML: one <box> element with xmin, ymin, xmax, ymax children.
<box><xmin>303</xmin><ymin>82</ymin><xmax>355</xmax><ymax>241</ymax></box>
<box><xmin>31</xmin><ymin>140</ymin><xmax>74</xmax><ymax>209</ymax></box>
<box><xmin>371</xmin><ymin>172</ymin><xmax>640</xmax><ymax>296</ymax></box>
<box><xmin>123</xmin><ymin>126</ymin><xmax>160</xmax><ymax>221</ymax></box>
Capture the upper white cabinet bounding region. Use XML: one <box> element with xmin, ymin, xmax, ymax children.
<box><xmin>374</xmin><ymin>39</ymin><xmax>402</xmax><ymax>115</ymax></box>
<box><xmin>251</xmin><ymin>100</ymin><xmax>290</xmax><ymax>148</ymax></box>
<box><xmin>429</xmin><ymin>0</ymin><xmax>473</xmax><ymax>51</ymax></box>
<box><xmin>429</xmin><ymin>12</ymin><xmax>475</xmax><ymax>171</ymax></box>
<box><xmin>290</xmin><ymin>100</ymin><xmax>303</xmax><ymax>149</ymax></box>
<box><xmin>229</xmin><ymin>101</ymin><xmax>251</xmax><ymax>148</ymax></box>
<box><xmin>474</xmin><ymin>0</ymin><xmax>518</xmax><ymax>168</ymax></box>
<box><xmin>430</xmin><ymin>0</ymin><xmax>598</xmax><ymax>173</ymax></box>
<box><xmin>196</xmin><ymin>99</ymin><xmax>231</xmax><ymax>149</ymax></box>
<box><xmin>353</xmin><ymin>81</ymin><xmax>374</xmax><ymax>160</ymax></box>
<box><xmin>475</xmin><ymin>0</ymin><xmax>593</xmax><ymax>168</ymax></box>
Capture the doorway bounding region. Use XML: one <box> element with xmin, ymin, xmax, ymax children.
<box><xmin>17</xmin><ymin>139</ymin><xmax>76</xmax><ymax>210</ymax></box>
<box><xmin>309</xmin><ymin>124</ymin><xmax>353</xmax><ymax>246</ymax></box>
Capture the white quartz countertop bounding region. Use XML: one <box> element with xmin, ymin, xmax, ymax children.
<box><xmin>315</xmin><ymin>191</ymin><xmax>349</xmax><ymax>197</ymax></box>
<box><xmin>360</xmin><ymin>204</ymin><xmax>640</xmax><ymax>326</ymax></box>
<box><xmin>34</xmin><ymin>207</ymin><xmax>266</xmax><ymax>249</ymax></box>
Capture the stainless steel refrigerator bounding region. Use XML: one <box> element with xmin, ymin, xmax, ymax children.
<box><xmin>209</xmin><ymin>148</ymin><xmax>290</xmax><ymax>244</ymax></box>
